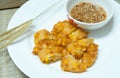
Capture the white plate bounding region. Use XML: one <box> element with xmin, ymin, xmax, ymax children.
<box><xmin>8</xmin><ymin>0</ymin><xmax>120</xmax><ymax>78</ymax></box>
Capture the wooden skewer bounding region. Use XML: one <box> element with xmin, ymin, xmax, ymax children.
<box><xmin>0</xmin><ymin>19</ymin><xmax>33</xmax><ymax>49</ymax></box>
<box><xmin>0</xmin><ymin>0</ymin><xmax>64</xmax><ymax>49</ymax></box>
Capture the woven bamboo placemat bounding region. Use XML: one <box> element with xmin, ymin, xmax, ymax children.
<box><xmin>0</xmin><ymin>0</ymin><xmax>27</xmax><ymax>10</ymax></box>
<box><xmin>0</xmin><ymin>8</ymin><xmax>28</xmax><ymax>78</ymax></box>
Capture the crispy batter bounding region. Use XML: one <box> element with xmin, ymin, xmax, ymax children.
<box><xmin>52</xmin><ymin>20</ymin><xmax>77</xmax><ymax>47</ymax></box>
<box><xmin>82</xmin><ymin>43</ymin><xmax>98</xmax><ymax>67</ymax></box>
<box><xmin>66</xmin><ymin>39</ymin><xmax>94</xmax><ymax>59</ymax></box>
<box><xmin>52</xmin><ymin>20</ymin><xmax>88</xmax><ymax>47</ymax></box>
<box><xmin>33</xmin><ymin>29</ymin><xmax>56</xmax><ymax>54</ymax></box>
<box><xmin>61</xmin><ymin>38</ymin><xmax>98</xmax><ymax>73</ymax></box>
<box><xmin>61</xmin><ymin>54</ymin><xmax>87</xmax><ymax>73</ymax></box>
<box><xmin>34</xmin><ymin>29</ymin><xmax>51</xmax><ymax>45</ymax></box>
<box><xmin>52</xmin><ymin>20</ymin><xmax>77</xmax><ymax>36</ymax></box>
<box><xmin>34</xmin><ymin>29</ymin><xmax>56</xmax><ymax>45</ymax></box>
<box><xmin>33</xmin><ymin>20</ymin><xmax>98</xmax><ymax>73</ymax></box>
<box><xmin>69</xmin><ymin>29</ymin><xmax>88</xmax><ymax>41</ymax></box>
<box><xmin>37</xmin><ymin>40</ymin><xmax>63</xmax><ymax>64</ymax></box>
<box><xmin>38</xmin><ymin>49</ymin><xmax>62</xmax><ymax>64</ymax></box>
<box><xmin>33</xmin><ymin>30</ymin><xmax>63</xmax><ymax>63</ymax></box>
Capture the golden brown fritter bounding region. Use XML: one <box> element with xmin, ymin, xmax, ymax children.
<box><xmin>52</xmin><ymin>20</ymin><xmax>77</xmax><ymax>47</ymax></box>
<box><xmin>66</xmin><ymin>39</ymin><xmax>94</xmax><ymax>59</ymax></box>
<box><xmin>82</xmin><ymin>43</ymin><xmax>98</xmax><ymax>67</ymax></box>
<box><xmin>52</xmin><ymin>20</ymin><xmax>77</xmax><ymax>36</ymax></box>
<box><xmin>37</xmin><ymin>40</ymin><xmax>63</xmax><ymax>64</ymax></box>
<box><xmin>33</xmin><ymin>20</ymin><xmax>98</xmax><ymax>73</ymax></box>
<box><xmin>69</xmin><ymin>29</ymin><xmax>88</xmax><ymax>41</ymax></box>
<box><xmin>52</xmin><ymin>20</ymin><xmax>88</xmax><ymax>47</ymax></box>
<box><xmin>34</xmin><ymin>29</ymin><xmax>51</xmax><ymax>45</ymax></box>
<box><xmin>61</xmin><ymin>38</ymin><xmax>98</xmax><ymax>73</ymax></box>
<box><xmin>61</xmin><ymin>54</ymin><xmax>87</xmax><ymax>73</ymax></box>
<box><xmin>33</xmin><ymin>30</ymin><xmax>63</xmax><ymax>63</ymax></box>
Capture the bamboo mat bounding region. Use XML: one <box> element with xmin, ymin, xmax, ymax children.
<box><xmin>0</xmin><ymin>8</ymin><xmax>28</xmax><ymax>78</ymax></box>
<box><xmin>0</xmin><ymin>0</ymin><xmax>27</xmax><ymax>10</ymax></box>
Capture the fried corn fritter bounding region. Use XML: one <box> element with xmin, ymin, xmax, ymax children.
<box><xmin>33</xmin><ymin>29</ymin><xmax>63</xmax><ymax>63</ymax></box>
<box><xmin>52</xmin><ymin>20</ymin><xmax>88</xmax><ymax>47</ymax></box>
<box><xmin>61</xmin><ymin>39</ymin><xmax>98</xmax><ymax>73</ymax></box>
<box><xmin>33</xmin><ymin>20</ymin><xmax>98</xmax><ymax>73</ymax></box>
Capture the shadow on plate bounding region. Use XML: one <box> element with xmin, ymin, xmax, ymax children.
<box><xmin>88</xmin><ymin>18</ymin><xmax>114</xmax><ymax>38</ymax></box>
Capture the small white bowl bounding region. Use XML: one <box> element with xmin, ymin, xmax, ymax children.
<box><xmin>66</xmin><ymin>0</ymin><xmax>114</xmax><ymax>30</ymax></box>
